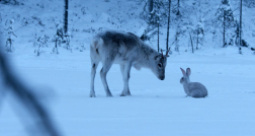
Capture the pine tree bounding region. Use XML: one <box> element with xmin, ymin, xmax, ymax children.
<box><xmin>193</xmin><ymin>0</ymin><xmax>204</xmax><ymax>49</ymax></box>
<box><xmin>215</xmin><ymin>0</ymin><xmax>236</xmax><ymax>47</ymax></box>
<box><xmin>140</xmin><ymin>0</ymin><xmax>167</xmax><ymax>52</ymax></box>
<box><xmin>195</xmin><ymin>19</ymin><xmax>204</xmax><ymax>49</ymax></box>
<box><xmin>172</xmin><ymin>0</ymin><xmax>182</xmax><ymax>52</ymax></box>
<box><xmin>5</xmin><ymin>19</ymin><xmax>17</xmax><ymax>52</ymax></box>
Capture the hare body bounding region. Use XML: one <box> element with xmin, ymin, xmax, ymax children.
<box><xmin>180</xmin><ymin>68</ymin><xmax>208</xmax><ymax>98</ymax></box>
<box><xmin>183</xmin><ymin>82</ymin><xmax>208</xmax><ymax>98</ymax></box>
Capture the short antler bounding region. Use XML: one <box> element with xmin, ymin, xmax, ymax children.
<box><xmin>165</xmin><ymin>47</ymin><xmax>171</xmax><ymax>57</ymax></box>
<box><xmin>161</xmin><ymin>49</ymin><xmax>164</xmax><ymax>56</ymax></box>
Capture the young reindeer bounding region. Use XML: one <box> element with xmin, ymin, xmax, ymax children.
<box><xmin>90</xmin><ymin>31</ymin><xmax>170</xmax><ymax>97</ymax></box>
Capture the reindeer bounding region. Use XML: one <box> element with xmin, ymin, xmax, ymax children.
<box><xmin>90</xmin><ymin>31</ymin><xmax>170</xmax><ymax>97</ymax></box>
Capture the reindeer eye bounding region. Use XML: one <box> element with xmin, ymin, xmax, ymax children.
<box><xmin>158</xmin><ymin>63</ymin><xmax>162</xmax><ymax>68</ymax></box>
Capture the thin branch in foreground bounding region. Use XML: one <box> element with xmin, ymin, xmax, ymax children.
<box><xmin>0</xmin><ymin>46</ymin><xmax>61</xmax><ymax>136</ymax></box>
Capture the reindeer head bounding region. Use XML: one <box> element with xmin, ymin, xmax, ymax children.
<box><xmin>151</xmin><ymin>48</ymin><xmax>170</xmax><ymax>80</ymax></box>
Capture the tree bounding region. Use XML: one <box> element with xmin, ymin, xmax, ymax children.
<box><xmin>192</xmin><ymin>0</ymin><xmax>205</xmax><ymax>50</ymax></box>
<box><xmin>140</xmin><ymin>0</ymin><xmax>167</xmax><ymax>52</ymax></box>
<box><xmin>166</xmin><ymin>0</ymin><xmax>171</xmax><ymax>53</ymax></box>
<box><xmin>195</xmin><ymin>19</ymin><xmax>204</xmax><ymax>49</ymax></box>
<box><xmin>63</xmin><ymin>0</ymin><xmax>71</xmax><ymax>50</ymax></box>
<box><xmin>64</xmin><ymin>0</ymin><xmax>68</xmax><ymax>34</ymax></box>
<box><xmin>239</xmin><ymin>0</ymin><xmax>242</xmax><ymax>54</ymax></box>
<box><xmin>172</xmin><ymin>0</ymin><xmax>185</xmax><ymax>52</ymax></box>
<box><xmin>170</xmin><ymin>0</ymin><xmax>196</xmax><ymax>52</ymax></box>
<box><xmin>189</xmin><ymin>32</ymin><xmax>194</xmax><ymax>53</ymax></box>
<box><xmin>52</xmin><ymin>0</ymin><xmax>71</xmax><ymax>54</ymax></box>
<box><xmin>5</xmin><ymin>19</ymin><xmax>17</xmax><ymax>52</ymax></box>
<box><xmin>215</xmin><ymin>0</ymin><xmax>236</xmax><ymax>47</ymax></box>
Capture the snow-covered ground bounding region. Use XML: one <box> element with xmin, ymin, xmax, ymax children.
<box><xmin>1</xmin><ymin>47</ymin><xmax>255</xmax><ymax>136</ymax></box>
<box><xmin>1</xmin><ymin>0</ymin><xmax>255</xmax><ymax>136</ymax></box>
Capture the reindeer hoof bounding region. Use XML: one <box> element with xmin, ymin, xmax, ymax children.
<box><xmin>120</xmin><ymin>93</ymin><xmax>131</xmax><ymax>97</ymax></box>
<box><xmin>106</xmin><ymin>93</ymin><xmax>113</xmax><ymax>97</ymax></box>
<box><xmin>90</xmin><ymin>94</ymin><xmax>96</xmax><ymax>97</ymax></box>
<box><xmin>120</xmin><ymin>94</ymin><xmax>126</xmax><ymax>97</ymax></box>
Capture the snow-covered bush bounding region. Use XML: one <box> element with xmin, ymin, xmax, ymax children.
<box><xmin>52</xmin><ymin>24</ymin><xmax>72</xmax><ymax>54</ymax></box>
<box><xmin>244</xmin><ymin>0</ymin><xmax>255</xmax><ymax>8</ymax></box>
<box><xmin>34</xmin><ymin>34</ymin><xmax>50</xmax><ymax>56</ymax></box>
<box><xmin>5</xmin><ymin>19</ymin><xmax>17</xmax><ymax>52</ymax></box>
<box><xmin>52</xmin><ymin>24</ymin><xmax>64</xmax><ymax>54</ymax></box>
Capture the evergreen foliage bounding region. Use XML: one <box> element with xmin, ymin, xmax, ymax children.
<box><xmin>215</xmin><ymin>0</ymin><xmax>236</xmax><ymax>47</ymax></box>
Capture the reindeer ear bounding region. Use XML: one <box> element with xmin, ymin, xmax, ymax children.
<box><xmin>186</xmin><ymin>68</ymin><xmax>191</xmax><ymax>76</ymax></box>
<box><xmin>140</xmin><ymin>34</ymin><xmax>145</xmax><ymax>41</ymax></box>
<box><xmin>180</xmin><ymin>68</ymin><xmax>186</xmax><ymax>76</ymax></box>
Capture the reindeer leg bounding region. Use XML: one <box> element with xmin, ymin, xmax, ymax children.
<box><xmin>90</xmin><ymin>62</ymin><xmax>99</xmax><ymax>97</ymax></box>
<box><xmin>120</xmin><ymin>63</ymin><xmax>132</xmax><ymax>96</ymax></box>
<box><xmin>100</xmin><ymin>61</ymin><xmax>113</xmax><ymax>97</ymax></box>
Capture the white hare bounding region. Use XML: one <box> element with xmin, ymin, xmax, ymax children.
<box><xmin>180</xmin><ymin>68</ymin><xmax>208</xmax><ymax>98</ymax></box>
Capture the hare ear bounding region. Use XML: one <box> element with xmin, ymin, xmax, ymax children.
<box><xmin>186</xmin><ymin>68</ymin><xmax>191</xmax><ymax>76</ymax></box>
<box><xmin>180</xmin><ymin>68</ymin><xmax>186</xmax><ymax>76</ymax></box>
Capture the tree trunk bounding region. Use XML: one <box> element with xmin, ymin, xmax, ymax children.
<box><xmin>64</xmin><ymin>0</ymin><xmax>68</xmax><ymax>34</ymax></box>
<box><xmin>175</xmin><ymin>26</ymin><xmax>179</xmax><ymax>52</ymax></box>
<box><xmin>157</xmin><ymin>17</ymin><xmax>160</xmax><ymax>52</ymax></box>
<box><xmin>196</xmin><ymin>32</ymin><xmax>198</xmax><ymax>49</ymax></box>
<box><xmin>239</xmin><ymin>0</ymin><xmax>242</xmax><ymax>54</ymax></box>
<box><xmin>148</xmin><ymin>0</ymin><xmax>154</xmax><ymax>12</ymax></box>
<box><xmin>166</xmin><ymin>0</ymin><xmax>171</xmax><ymax>51</ymax></box>
<box><xmin>175</xmin><ymin>0</ymin><xmax>180</xmax><ymax>52</ymax></box>
<box><xmin>223</xmin><ymin>10</ymin><xmax>226</xmax><ymax>47</ymax></box>
<box><xmin>157</xmin><ymin>1</ymin><xmax>160</xmax><ymax>52</ymax></box>
<box><xmin>189</xmin><ymin>32</ymin><xmax>194</xmax><ymax>53</ymax></box>
<box><xmin>177</xmin><ymin>0</ymin><xmax>180</xmax><ymax>11</ymax></box>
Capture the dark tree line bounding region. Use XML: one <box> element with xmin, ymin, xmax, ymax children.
<box><xmin>1</xmin><ymin>0</ymin><xmax>254</xmax><ymax>54</ymax></box>
<box><xmin>0</xmin><ymin>0</ymin><xmax>23</xmax><ymax>5</ymax></box>
<box><xmin>141</xmin><ymin>0</ymin><xmax>253</xmax><ymax>54</ymax></box>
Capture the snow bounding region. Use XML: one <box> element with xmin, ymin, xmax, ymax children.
<box><xmin>1</xmin><ymin>46</ymin><xmax>255</xmax><ymax>136</ymax></box>
<box><xmin>1</xmin><ymin>0</ymin><xmax>255</xmax><ymax>136</ymax></box>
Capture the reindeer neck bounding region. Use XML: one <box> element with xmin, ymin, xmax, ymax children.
<box><xmin>138</xmin><ymin>44</ymin><xmax>159</xmax><ymax>68</ymax></box>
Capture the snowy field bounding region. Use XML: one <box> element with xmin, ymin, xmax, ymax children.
<box><xmin>1</xmin><ymin>0</ymin><xmax>255</xmax><ymax>136</ymax></box>
<box><xmin>1</xmin><ymin>47</ymin><xmax>255</xmax><ymax>136</ymax></box>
